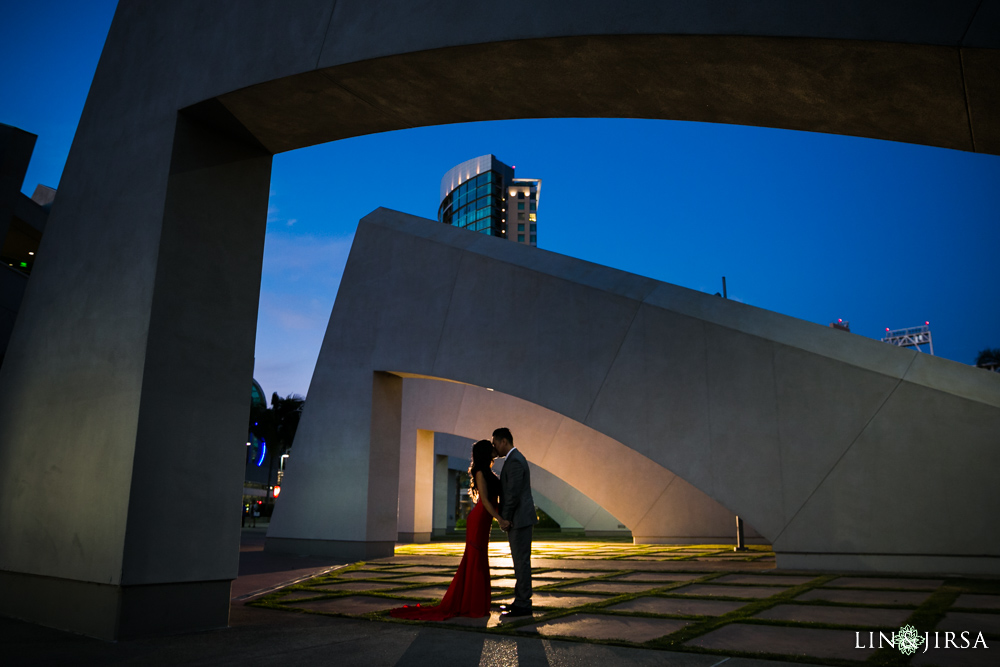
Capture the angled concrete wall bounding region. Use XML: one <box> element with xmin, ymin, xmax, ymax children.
<box><xmin>272</xmin><ymin>209</ymin><xmax>999</xmax><ymax>575</ymax></box>
<box><xmin>2</xmin><ymin>0</ymin><xmax>997</xmax><ymax>639</ymax></box>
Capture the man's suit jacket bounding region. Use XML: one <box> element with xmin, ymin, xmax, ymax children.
<box><xmin>499</xmin><ymin>448</ymin><xmax>537</xmax><ymax>529</ymax></box>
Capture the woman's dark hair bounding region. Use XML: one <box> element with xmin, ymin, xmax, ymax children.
<box><xmin>468</xmin><ymin>439</ymin><xmax>496</xmax><ymax>502</ymax></box>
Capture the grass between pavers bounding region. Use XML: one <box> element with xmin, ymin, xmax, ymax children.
<box><xmin>643</xmin><ymin>574</ymin><xmax>835</xmax><ymax>646</ymax></box>
<box><xmin>391</xmin><ymin>541</ymin><xmax>775</xmax><ymax>561</ymax></box>
<box><xmin>249</xmin><ymin>555</ymin><xmax>998</xmax><ymax>665</ymax></box>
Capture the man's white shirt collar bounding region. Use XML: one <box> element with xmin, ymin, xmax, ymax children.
<box><xmin>502</xmin><ymin>446</ymin><xmax>517</xmax><ymax>459</ymax></box>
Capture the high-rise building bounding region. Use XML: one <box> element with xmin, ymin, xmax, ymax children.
<box><xmin>438</xmin><ymin>154</ymin><xmax>540</xmax><ymax>247</ymax></box>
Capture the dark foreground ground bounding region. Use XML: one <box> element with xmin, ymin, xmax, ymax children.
<box><xmin>4</xmin><ymin>530</ymin><xmax>997</xmax><ymax>666</ymax></box>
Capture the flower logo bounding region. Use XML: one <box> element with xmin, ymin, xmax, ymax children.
<box><xmin>896</xmin><ymin>624</ymin><xmax>925</xmax><ymax>655</ymax></box>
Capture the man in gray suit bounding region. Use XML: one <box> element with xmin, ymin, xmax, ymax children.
<box><xmin>493</xmin><ymin>427</ymin><xmax>536</xmax><ymax>617</ymax></box>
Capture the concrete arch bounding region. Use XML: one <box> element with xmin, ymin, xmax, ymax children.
<box><xmin>391</xmin><ymin>377</ymin><xmax>762</xmax><ymax>544</ymax></box>
<box><xmin>270</xmin><ymin>209</ymin><xmax>999</xmax><ymax>577</ymax></box>
<box><xmin>1</xmin><ymin>1</ymin><xmax>998</xmax><ymax>639</ymax></box>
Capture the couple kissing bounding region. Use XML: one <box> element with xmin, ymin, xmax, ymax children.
<box><xmin>391</xmin><ymin>427</ymin><xmax>536</xmax><ymax>620</ymax></box>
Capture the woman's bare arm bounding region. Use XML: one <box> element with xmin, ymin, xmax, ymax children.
<box><xmin>475</xmin><ymin>470</ymin><xmax>502</xmax><ymax>522</ymax></box>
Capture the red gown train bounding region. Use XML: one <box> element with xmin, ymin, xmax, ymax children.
<box><xmin>390</xmin><ymin>499</ymin><xmax>493</xmax><ymax>620</ymax></box>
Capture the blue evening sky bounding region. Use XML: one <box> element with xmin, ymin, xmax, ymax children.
<box><xmin>3</xmin><ymin>2</ymin><xmax>998</xmax><ymax>398</ymax></box>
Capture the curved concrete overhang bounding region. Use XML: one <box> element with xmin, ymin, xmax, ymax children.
<box><xmin>395</xmin><ymin>377</ymin><xmax>761</xmax><ymax>543</ymax></box>
<box><xmin>218</xmin><ymin>34</ymin><xmax>998</xmax><ymax>155</ymax></box>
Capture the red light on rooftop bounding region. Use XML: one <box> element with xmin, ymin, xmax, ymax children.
<box><xmin>925</xmin><ymin>321</ymin><xmax>929</xmax><ymax>326</ymax></box>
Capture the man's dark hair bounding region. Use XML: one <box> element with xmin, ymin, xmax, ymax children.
<box><xmin>493</xmin><ymin>427</ymin><xmax>513</xmax><ymax>445</ymax></box>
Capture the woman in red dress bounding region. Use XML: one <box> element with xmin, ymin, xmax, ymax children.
<box><xmin>390</xmin><ymin>439</ymin><xmax>507</xmax><ymax>620</ymax></box>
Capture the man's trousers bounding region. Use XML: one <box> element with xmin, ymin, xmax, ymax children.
<box><xmin>508</xmin><ymin>525</ymin><xmax>533</xmax><ymax>609</ymax></box>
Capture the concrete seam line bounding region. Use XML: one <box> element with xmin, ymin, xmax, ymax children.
<box><xmin>958</xmin><ymin>48</ymin><xmax>977</xmax><ymax>153</ymax></box>
<box><xmin>771</xmin><ymin>339</ymin><xmax>787</xmax><ymax>530</ymax></box>
<box><xmin>315</xmin><ymin>0</ymin><xmax>340</xmax><ymax>70</ymax></box>
<box><xmin>581</xmin><ymin>298</ymin><xmax>644</xmax><ymax>426</ymax></box>
<box><xmin>429</xmin><ymin>253</ymin><xmax>466</xmax><ymax>380</ymax></box>
<box><xmin>231</xmin><ymin>563</ymin><xmax>349</xmax><ymax>602</ymax></box>
<box><xmin>959</xmin><ymin>0</ymin><xmax>986</xmax><ymax>47</ymax></box>
<box><xmin>701</xmin><ymin>316</ymin><xmax>718</xmax><ymax>501</ymax></box>
<box><xmin>630</xmin><ymin>473</ymin><xmax>677</xmax><ymax>536</ymax></box>
<box><xmin>770</xmin><ymin>352</ymin><xmax>918</xmax><ymax>545</ymax></box>
<box><xmin>709</xmin><ymin>658</ymin><xmax>731</xmax><ymax>667</ymax></box>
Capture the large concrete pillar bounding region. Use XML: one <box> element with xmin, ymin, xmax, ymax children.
<box><xmin>432</xmin><ymin>454</ymin><xmax>450</xmax><ymax>537</ymax></box>
<box><xmin>267</xmin><ymin>371</ymin><xmax>402</xmax><ymax>559</ymax></box>
<box><xmin>397</xmin><ymin>429</ymin><xmax>434</xmax><ymax>542</ymax></box>
<box><xmin>0</xmin><ymin>112</ymin><xmax>271</xmax><ymax>640</ymax></box>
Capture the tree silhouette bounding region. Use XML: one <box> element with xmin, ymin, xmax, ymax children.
<box><xmin>975</xmin><ymin>348</ymin><xmax>1000</xmax><ymax>371</ymax></box>
<box><xmin>247</xmin><ymin>392</ymin><xmax>304</xmax><ymax>489</ymax></box>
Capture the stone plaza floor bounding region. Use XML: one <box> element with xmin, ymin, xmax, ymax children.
<box><xmin>251</xmin><ymin>539</ymin><xmax>1000</xmax><ymax>666</ymax></box>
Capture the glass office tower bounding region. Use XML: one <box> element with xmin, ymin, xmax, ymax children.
<box><xmin>438</xmin><ymin>155</ymin><xmax>539</xmax><ymax>247</ymax></box>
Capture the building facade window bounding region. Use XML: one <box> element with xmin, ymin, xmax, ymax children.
<box><xmin>439</xmin><ymin>156</ymin><xmax>540</xmax><ymax>246</ymax></box>
<box><xmin>438</xmin><ymin>157</ymin><xmax>513</xmax><ymax>238</ymax></box>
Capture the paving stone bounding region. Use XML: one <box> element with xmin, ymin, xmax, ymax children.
<box><xmin>559</xmin><ymin>581</ymin><xmax>666</xmax><ymax>594</ymax></box>
<box><xmin>520</xmin><ymin>613</ymin><xmax>690</xmax><ymax>642</ymax></box>
<box><xmin>490</xmin><ymin>568</ymin><xmax>515</xmax><ymax>577</ymax></box>
<box><xmin>716</xmin><ymin>574</ymin><xmax>816</xmax><ymax>586</ymax></box>
<box><xmin>607</xmin><ymin>597</ymin><xmax>747</xmax><ymax>616</ymax></box>
<box><xmin>534</xmin><ymin>570</ymin><xmax>602</xmax><ymax>579</ymax></box>
<box><xmin>567</xmin><ymin>555</ymin><xmax>620</xmax><ymax>560</ymax></box>
<box><xmin>336</xmin><ymin>570</ymin><xmax>399</xmax><ymax>579</ymax></box>
<box><xmin>686</xmin><ymin>623</ymin><xmax>874</xmax><ymax>661</ymax></box>
<box><xmin>612</xmin><ymin>572</ymin><xmax>704</xmax><ymax>582</ymax></box>
<box><xmin>672</xmin><ymin>584</ymin><xmax>788</xmax><ymax>599</ymax></box>
<box><xmin>403</xmin><ymin>586</ymin><xmax>450</xmax><ymax>600</ymax></box>
<box><xmin>797</xmin><ymin>588</ymin><xmax>930</xmax><ymax>606</ymax></box>
<box><xmin>826</xmin><ymin>576</ymin><xmax>943</xmax><ymax>590</ymax></box>
<box><xmin>491</xmin><ymin>578</ymin><xmax>520</xmax><ymax>588</ymax></box>
<box><xmin>388</xmin><ymin>574</ymin><xmax>454</xmax><ymax>584</ymax></box>
<box><xmin>626</xmin><ymin>556</ymin><xmax>669</xmax><ymax>561</ymax></box>
<box><xmin>754</xmin><ymin>604</ymin><xmax>912</xmax><ymax>626</ymax></box>
<box><xmin>274</xmin><ymin>590</ymin><xmax>328</xmax><ymax>602</ymax></box>
<box><xmin>937</xmin><ymin>611</ymin><xmax>1000</xmax><ymax>635</ymax></box>
<box><xmin>313</xmin><ymin>581</ymin><xmax>405</xmax><ymax>592</ymax></box>
<box><xmin>288</xmin><ymin>595</ymin><xmax>422</xmax><ymax>615</ymax></box>
<box><xmin>954</xmin><ymin>594</ymin><xmax>1000</xmax><ymax>610</ymax></box>
<box><xmin>388</xmin><ymin>566</ymin><xmax>452</xmax><ymax>574</ymax></box>
<box><xmin>494</xmin><ymin>592</ymin><xmax>609</xmax><ymax>608</ymax></box>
